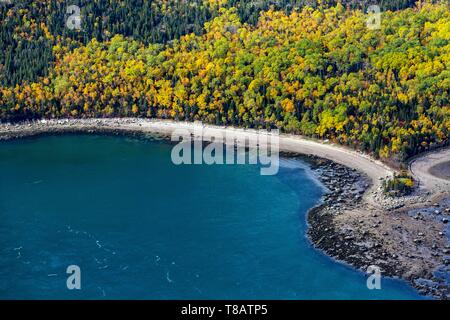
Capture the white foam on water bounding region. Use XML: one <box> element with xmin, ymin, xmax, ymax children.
<box><xmin>166</xmin><ymin>271</ymin><xmax>174</xmax><ymax>283</ymax></box>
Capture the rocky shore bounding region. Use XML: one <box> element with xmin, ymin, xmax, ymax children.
<box><xmin>0</xmin><ymin>118</ymin><xmax>153</xmax><ymax>141</ymax></box>
<box><xmin>1</xmin><ymin>118</ymin><xmax>449</xmax><ymax>299</ymax></box>
<box><xmin>301</xmin><ymin>155</ymin><xmax>450</xmax><ymax>299</ymax></box>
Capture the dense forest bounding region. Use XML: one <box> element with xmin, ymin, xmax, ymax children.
<box><xmin>0</xmin><ymin>1</ymin><xmax>449</xmax><ymax>161</ymax></box>
<box><xmin>0</xmin><ymin>0</ymin><xmax>424</xmax><ymax>86</ymax></box>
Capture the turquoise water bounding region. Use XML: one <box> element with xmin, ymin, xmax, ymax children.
<box><xmin>0</xmin><ymin>135</ymin><xmax>421</xmax><ymax>299</ymax></box>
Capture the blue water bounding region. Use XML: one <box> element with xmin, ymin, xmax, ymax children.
<box><xmin>0</xmin><ymin>135</ymin><xmax>421</xmax><ymax>299</ymax></box>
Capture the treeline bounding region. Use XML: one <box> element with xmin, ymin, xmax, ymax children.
<box><xmin>0</xmin><ymin>0</ymin><xmax>428</xmax><ymax>86</ymax></box>
<box><xmin>1</xmin><ymin>3</ymin><xmax>448</xmax><ymax>160</ymax></box>
<box><xmin>0</xmin><ymin>0</ymin><xmax>213</xmax><ymax>86</ymax></box>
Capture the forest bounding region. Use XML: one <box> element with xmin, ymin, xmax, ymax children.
<box><xmin>0</xmin><ymin>0</ymin><xmax>424</xmax><ymax>86</ymax></box>
<box><xmin>0</xmin><ymin>1</ymin><xmax>449</xmax><ymax>161</ymax></box>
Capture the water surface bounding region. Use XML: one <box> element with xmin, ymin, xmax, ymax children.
<box><xmin>0</xmin><ymin>135</ymin><xmax>421</xmax><ymax>299</ymax></box>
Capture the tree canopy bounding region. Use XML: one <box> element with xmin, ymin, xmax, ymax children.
<box><xmin>0</xmin><ymin>1</ymin><xmax>449</xmax><ymax>161</ymax></box>
<box><xmin>0</xmin><ymin>0</ymin><xmax>430</xmax><ymax>86</ymax></box>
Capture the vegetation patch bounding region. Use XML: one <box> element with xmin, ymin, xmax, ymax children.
<box><xmin>383</xmin><ymin>171</ymin><xmax>415</xmax><ymax>196</ymax></box>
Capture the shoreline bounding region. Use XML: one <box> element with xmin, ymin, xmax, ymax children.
<box><xmin>410</xmin><ymin>147</ymin><xmax>450</xmax><ymax>194</ymax></box>
<box><xmin>304</xmin><ymin>155</ymin><xmax>449</xmax><ymax>298</ymax></box>
<box><xmin>1</xmin><ymin>118</ymin><xmax>449</xmax><ymax>299</ymax></box>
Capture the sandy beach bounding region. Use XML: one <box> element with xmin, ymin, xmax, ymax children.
<box><xmin>0</xmin><ymin>118</ymin><xmax>394</xmax><ymax>194</ymax></box>
<box><xmin>1</xmin><ymin>118</ymin><xmax>449</xmax><ymax>298</ymax></box>
<box><xmin>410</xmin><ymin>147</ymin><xmax>450</xmax><ymax>194</ymax></box>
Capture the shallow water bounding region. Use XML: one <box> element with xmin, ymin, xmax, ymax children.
<box><xmin>0</xmin><ymin>135</ymin><xmax>422</xmax><ymax>299</ymax></box>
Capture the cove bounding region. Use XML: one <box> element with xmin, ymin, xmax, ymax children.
<box><xmin>0</xmin><ymin>134</ymin><xmax>422</xmax><ymax>299</ymax></box>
